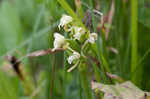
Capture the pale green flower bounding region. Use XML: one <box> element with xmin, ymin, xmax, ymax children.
<box><xmin>73</xmin><ymin>26</ymin><xmax>85</xmax><ymax>40</ymax></box>
<box><xmin>88</xmin><ymin>33</ymin><xmax>97</xmax><ymax>44</ymax></box>
<box><xmin>67</xmin><ymin>51</ymin><xmax>80</xmax><ymax>64</ymax></box>
<box><xmin>52</xmin><ymin>33</ymin><xmax>66</xmax><ymax>51</ymax></box>
<box><xmin>58</xmin><ymin>14</ymin><xmax>73</xmax><ymax>29</ymax></box>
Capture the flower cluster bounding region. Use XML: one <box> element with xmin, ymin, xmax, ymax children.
<box><xmin>52</xmin><ymin>14</ymin><xmax>98</xmax><ymax>72</ymax></box>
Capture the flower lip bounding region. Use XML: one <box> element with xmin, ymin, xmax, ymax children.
<box><xmin>52</xmin><ymin>33</ymin><xmax>66</xmax><ymax>51</ymax></box>
<box><xmin>67</xmin><ymin>51</ymin><xmax>80</xmax><ymax>64</ymax></box>
<box><xmin>88</xmin><ymin>33</ymin><xmax>98</xmax><ymax>44</ymax></box>
<box><xmin>58</xmin><ymin>14</ymin><xmax>73</xmax><ymax>29</ymax></box>
<box><xmin>73</xmin><ymin>26</ymin><xmax>85</xmax><ymax>40</ymax></box>
<box><xmin>54</xmin><ymin>33</ymin><xmax>65</xmax><ymax>40</ymax></box>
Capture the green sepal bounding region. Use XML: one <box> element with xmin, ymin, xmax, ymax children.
<box><xmin>90</xmin><ymin>43</ymin><xmax>99</xmax><ymax>57</ymax></box>
<box><xmin>82</xmin><ymin>43</ymin><xmax>90</xmax><ymax>56</ymax></box>
<box><xmin>66</xmin><ymin>39</ymin><xmax>80</xmax><ymax>52</ymax></box>
<box><xmin>80</xmin><ymin>33</ymin><xmax>89</xmax><ymax>43</ymax></box>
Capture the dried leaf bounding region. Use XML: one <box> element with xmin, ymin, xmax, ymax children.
<box><xmin>106</xmin><ymin>72</ymin><xmax>124</xmax><ymax>82</ymax></box>
<box><xmin>107</xmin><ymin>47</ymin><xmax>119</xmax><ymax>54</ymax></box>
<box><xmin>91</xmin><ymin>81</ymin><xmax>149</xmax><ymax>99</ymax></box>
<box><xmin>97</xmin><ymin>0</ymin><xmax>115</xmax><ymax>40</ymax></box>
<box><xmin>104</xmin><ymin>0</ymin><xmax>114</xmax><ymax>40</ymax></box>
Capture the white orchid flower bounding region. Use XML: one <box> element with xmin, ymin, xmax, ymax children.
<box><xmin>67</xmin><ymin>51</ymin><xmax>80</xmax><ymax>64</ymax></box>
<box><xmin>58</xmin><ymin>14</ymin><xmax>73</xmax><ymax>29</ymax></box>
<box><xmin>52</xmin><ymin>33</ymin><xmax>66</xmax><ymax>51</ymax></box>
<box><xmin>88</xmin><ymin>33</ymin><xmax>98</xmax><ymax>44</ymax></box>
<box><xmin>73</xmin><ymin>27</ymin><xmax>85</xmax><ymax>40</ymax></box>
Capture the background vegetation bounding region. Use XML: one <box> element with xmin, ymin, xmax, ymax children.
<box><xmin>0</xmin><ymin>0</ymin><xmax>149</xmax><ymax>99</ymax></box>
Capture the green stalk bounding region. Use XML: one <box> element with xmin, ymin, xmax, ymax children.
<box><xmin>78</xmin><ymin>62</ymin><xmax>92</xmax><ymax>99</ymax></box>
<box><xmin>90</xmin><ymin>60</ymin><xmax>101</xmax><ymax>82</ymax></box>
<box><xmin>46</xmin><ymin>31</ymin><xmax>54</xmax><ymax>99</ymax></box>
<box><xmin>63</xmin><ymin>33</ymin><xmax>67</xmax><ymax>99</ymax></box>
<box><xmin>101</xmin><ymin>29</ymin><xmax>110</xmax><ymax>72</ymax></box>
<box><xmin>89</xmin><ymin>0</ymin><xmax>110</xmax><ymax>83</ymax></box>
<box><xmin>131</xmin><ymin>0</ymin><xmax>138</xmax><ymax>82</ymax></box>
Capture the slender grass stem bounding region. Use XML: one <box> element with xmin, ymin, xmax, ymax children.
<box><xmin>90</xmin><ymin>60</ymin><xmax>101</xmax><ymax>82</ymax></box>
<box><xmin>132</xmin><ymin>48</ymin><xmax>150</xmax><ymax>74</ymax></box>
<box><xmin>89</xmin><ymin>0</ymin><xmax>110</xmax><ymax>83</ymax></box>
<box><xmin>47</xmin><ymin>31</ymin><xmax>54</xmax><ymax>99</ymax></box>
<box><xmin>131</xmin><ymin>0</ymin><xmax>138</xmax><ymax>82</ymax></box>
<box><xmin>63</xmin><ymin>33</ymin><xmax>67</xmax><ymax>99</ymax></box>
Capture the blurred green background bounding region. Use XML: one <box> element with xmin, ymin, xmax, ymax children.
<box><xmin>0</xmin><ymin>0</ymin><xmax>149</xmax><ymax>99</ymax></box>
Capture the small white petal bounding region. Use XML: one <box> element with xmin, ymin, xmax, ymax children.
<box><xmin>58</xmin><ymin>14</ymin><xmax>73</xmax><ymax>29</ymax></box>
<box><xmin>67</xmin><ymin>52</ymin><xmax>80</xmax><ymax>64</ymax></box>
<box><xmin>73</xmin><ymin>52</ymin><xmax>80</xmax><ymax>59</ymax></box>
<box><xmin>88</xmin><ymin>37</ymin><xmax>95</xmax><ymax>44</ymax></box>
<box><xmin>74</xmin><ymin>33</ymin><xmax>82</xmax><ymax>40</ymax></box>
<box><xmin>67</xmin><ymin>56</ymin><xmax>74</xmax><ymax>64</ymax></box>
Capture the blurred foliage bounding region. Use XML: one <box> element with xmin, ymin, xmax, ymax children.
<box><xmin>0</xmin><ymin>0</ymin><xmax>149</xmax><ymax>99</ymax></box>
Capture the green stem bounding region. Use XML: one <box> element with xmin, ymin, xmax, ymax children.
<box><xmin>89</xmin><ymin>60</ymin><xmax>101</xmax><ymax>82</ymax></box>
<box><xmin>101</xmin><ymin>29</ymin><xmax>110</xmax><ymax>73</ymax></box>
<box><xmin>63</xmin><ymin>51</ymin><xmax>67</xmax><ymax>99</ymax></box>
<box><xmin>89</xmin><ymin>0</ymin><xmax>110</xmax><ymax>83</ymax></box>
<box><xmin>131</xmin><ymin>0</ymin><xmax>138</xmax><ymax>82</ymax></box>
<box><xmin>63</xmin><ymin>30</ymin><xmax>68</xmax><ymax>99</ymax></box>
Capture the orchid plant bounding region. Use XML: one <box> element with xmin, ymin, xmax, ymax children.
<box><xmin>52</xmin><ymin>14</ymin><xmax>98</xmax><ymax>72</ymax></box>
